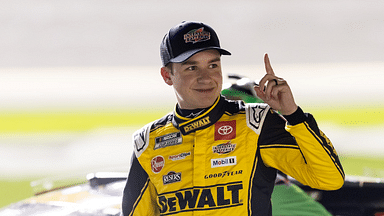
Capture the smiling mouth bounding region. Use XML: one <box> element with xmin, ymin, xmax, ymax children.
<box><xmin>195</xmin><ymin>88</ymin><xmax>215</xmax><ymax>93</ymax></box>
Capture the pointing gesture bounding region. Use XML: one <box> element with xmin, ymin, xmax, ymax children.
<box><xmin>254</xmin><ymin>53</ymin><xmax>298</xmax><ymax>115</ymax></box>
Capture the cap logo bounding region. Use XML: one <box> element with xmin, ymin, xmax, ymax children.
<box><xmin>184</xmin><ymin>27</ymin><xmax>211</xmax><ymax>44</ymax></box>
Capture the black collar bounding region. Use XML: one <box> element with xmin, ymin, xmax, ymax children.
<box><xmin>172</xmin><ymin>96</ymin><xmax>226</xmax><ymax>135</ymax></box>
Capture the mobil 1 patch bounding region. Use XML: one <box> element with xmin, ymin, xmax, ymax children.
<box><xmin>211</xmin><ymin>156</ymin><xmax>237</xmax><ymax>168</ymax></box>
<box><xmin>154</xmin><ymin>132</ymin><xmax>183</xmax><ymax>150</ymax></box>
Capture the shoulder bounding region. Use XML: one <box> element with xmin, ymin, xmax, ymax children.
<box><xmin>245</xmin><ymin>103</ymin><xmax>271</xmax><ymax>134</ymax></box>
<box><xmin>222</xmin><ymin>98</ymin><xmax>246</xmax><ymax>115</ymax></box>
<box><xmin>133</xmin><ymin>112</ymin><xmax>174</xmax><ymax>158</ymax></box>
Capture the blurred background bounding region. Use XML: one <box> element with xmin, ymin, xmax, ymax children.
<box><xmin>1</xmin><ymin>0</ymin><xmax>384</xmax><ymax>208</ymax></box>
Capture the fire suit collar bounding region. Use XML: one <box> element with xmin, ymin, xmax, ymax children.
<box><xmin>172</xmin><ymin>96</ymin><xmax>226</xmax><ymax>135</ymax></box>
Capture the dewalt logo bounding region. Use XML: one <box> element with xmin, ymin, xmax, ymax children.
<box><xmin>181</xmin><ymin>116</ymin><xmax>211</xmax><ymax>133</ymax></box>
<box><xmin>158</xmin><ymin>181</ymin><xmax>243</xmax><ymax>215</ymax></box>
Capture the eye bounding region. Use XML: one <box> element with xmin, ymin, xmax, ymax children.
<box><xmin>187</xmin><ymin>66</ymin><xmax>197</xmax><ymax>71</ymax></box>
<box><xmin>209</xmin><ymin>63</ymin><xmax>218</xmax><ymax>69</ymax></box>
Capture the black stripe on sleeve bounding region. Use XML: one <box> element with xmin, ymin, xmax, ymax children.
<box><xmin>248</xmin><ymin>149</ymin><xmax>276</xmax><ymax>216</ymax></box>
<box><xmin>122</xmin><ymin>153</ymin><xmax>150</xmax><ymax>216</ymax></box>
<box><xmin>303</xmin><ymin>121</ymin><xmax>345</xmax><ymax>179</ymax></box>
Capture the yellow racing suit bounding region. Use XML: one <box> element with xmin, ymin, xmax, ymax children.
<box><xmin>121</xmin><ymin>96</ymin><xmax>344</xmax><ymax>216</ymax></box>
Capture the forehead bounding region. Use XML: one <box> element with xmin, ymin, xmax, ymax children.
<box><xmin>181</xmin><ymin>49</ymin><xmax>221</xmax><ymax>65</ymax></box>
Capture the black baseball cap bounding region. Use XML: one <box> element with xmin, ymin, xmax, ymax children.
<box><xmin>160</xmin><ymin>21</ymin><xmax>231</xmax><ymax>66</ymax></box>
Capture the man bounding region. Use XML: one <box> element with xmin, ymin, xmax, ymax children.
<box><xmin>121</xmin><ymin>21</ymin><xmax>344</xmax><ymax>216</ymax></box>
<box><xmin>221</xmin><ymin>75</ymin><xmax>333</xmax><ymax>216</ymax></box>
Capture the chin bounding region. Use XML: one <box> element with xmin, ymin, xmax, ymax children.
<box><xmin>199</xmin><ymin>97</ymin><xmax>218</xmax><ymax>108</ymax></box>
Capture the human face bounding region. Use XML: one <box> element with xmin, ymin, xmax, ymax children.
<box><xmin>161</xmin><ymin>49</ymin><xmax>223</xmax><ymax>109</ymax></box>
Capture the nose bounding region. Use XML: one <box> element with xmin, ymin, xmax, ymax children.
<box><xmin>196</xmin><ymin>69</ymin><xmax>212</xmax><ymax>84</ymax></box>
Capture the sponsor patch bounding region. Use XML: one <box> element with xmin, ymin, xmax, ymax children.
<box><xmin>154</xmin><ymin>132</ymin><xmax>182</xmax><ymax>150</ymax></box>
<box><xmin>151</xmin><ymin>156</ymin><xmax>165</xmax><ymax>174</ymax></box>
<box><xmin>212</xmin><ymin>141</ymin><xmax>236</xmax><ymax>155</ymax></box>
<box><xmin>215</xmin><ymin>120</ymin><xmax>236</xmax><ymax>140</ymax></box>
<box><xmin>184</xmin><ymin>27</ymin><xmax>211</xmax><ymax>44</ymax></box>
<box><xmin>204</xmin><ymin>170</ymin><xmax>243</xmax><ymax>179</ymax></box>
<box><xmin>163</xmin><ymin>171</ymin><xmax>182</xmax><ymax>185</ymax></box>
<box><xmin>181</xmin><ymin>116</ymin><xmax>211</xmax><ymax>134</ymax></box>
<box><xmin>211</xmin><ymin>156</ymin><xmax>237</xmax><ymax>168</ymax></box>
<box><xmin>158</xmin><ymin>182</ymin><xmax>243</xmax><ymax>214</ymax></box>
<box><xmin>169</xmin><ymin>152</ymin><xmax>191</xmax><ymax>161</ymax></box>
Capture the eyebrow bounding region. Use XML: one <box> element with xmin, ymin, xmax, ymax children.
<box><xmin>181</xmin><ymin>57</ymin><xmax>221</xmax><ymax>66</ymax></box>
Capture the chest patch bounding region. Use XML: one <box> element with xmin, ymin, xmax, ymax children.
<box><xmin>151</xmin><ymin>156</ymin><xmax>165</xmax><ymax>173</ymax></box>
<box><xmin>214</xmin><ymin>120</ymin><xmax>236</xmax><ymax>141</ymax></box>
<box><xmin>154</xmin><ymin>132</ymin><xmax>182</xmax><ymax>150</ymax></box>
<box><xmin>169</xmin><ymin>152</ymin><xmax>191</xmax><ymax>161</ymax></box>
<box><xmin>163</xmin><ymin>171</ymin><xmax>182</xmax><ymax>185</ymax></box>
<box><xmin>211</xmin><ymin>156</ymin><xmax>237</xmax><ymax>168</ymax></box>
<box><xmin>212</xmin><ymin>141</ymin><xmax>236</xmax><ymax>155</ymax></box>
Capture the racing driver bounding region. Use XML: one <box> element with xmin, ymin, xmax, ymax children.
<box><xmin>121</xmin><ymin>21</ymin><xmax>344</xmax><ymax>216</ymax></box>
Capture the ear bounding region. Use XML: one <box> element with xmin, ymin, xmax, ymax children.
<box><xmin>161</xmin><ymin>67</ymin><xmax>173</xmax><ymax>86</ymax></box>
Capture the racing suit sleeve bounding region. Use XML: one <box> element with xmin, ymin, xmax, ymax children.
<box><xmin>121</xmin><ymin>153</ymin><xmax>159</xmax><ymax>216</ymax></box>
<box><xmin>258</xmin><ymin>106</ymin><xmax>345</xmax><ymax>190</ymax></box>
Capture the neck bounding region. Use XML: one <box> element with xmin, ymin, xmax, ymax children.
<box><xmin>176</xmin><ymin>105</ymin><xmax>207</xmax><ymax>118</ymax></box>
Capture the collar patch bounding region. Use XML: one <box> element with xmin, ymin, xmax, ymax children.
<box><xmin>181</xmin><ymin>116</ymin><xmax>211</xmax><ymax>134</ymax></box>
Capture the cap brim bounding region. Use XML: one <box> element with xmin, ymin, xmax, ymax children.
<box><xmin>169</xmin><ymin>47</ymin><xmax>231</xmax><ymax>64</ymax></box>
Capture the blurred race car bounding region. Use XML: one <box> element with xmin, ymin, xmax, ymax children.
<box><xmin>1</xmin><ymin>74</ymin><xmax>384</xmax><ymax>216</ymax></box>
<box><xmin>1</xmin><ymin>172</ymin><xmax>383</xmax><ymax>216</ymax></box>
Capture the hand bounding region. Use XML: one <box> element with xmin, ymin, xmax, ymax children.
<box><xmin>254</xmin><ymin>53</ymin><xmax>298</xmax><ymax>115</ymax></box>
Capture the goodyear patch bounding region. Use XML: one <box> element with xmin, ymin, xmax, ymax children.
<box><xmin>204</xmin><ymin>170</ymin><xmax>243</xmax><ymax>179</ymax></box>
<box><xmin>154</xmin><ymin>132</ymin><xmax>182</xmax><ymax>150</ymax></box>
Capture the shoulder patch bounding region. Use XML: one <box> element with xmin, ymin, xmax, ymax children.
<box><xmin>133</xmin><ymin>113</ymin><xmax>174</xmax><ymax>158</ymax></box>
<box><xmin>133</xmin><ymin>124</ymin><xmax>150</xmax><ymax>158</ymax></box>
<box><xmin>246</xmin><ymin>103</ymin><xmax>270</xmax><ymax>135</ymax></box>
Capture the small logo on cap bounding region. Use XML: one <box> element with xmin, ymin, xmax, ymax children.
<box><xmin>184</xmin><ymin>27</ymin><xmax>211</xmax><ymax>44</ymax></box>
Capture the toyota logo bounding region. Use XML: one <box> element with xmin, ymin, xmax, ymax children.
<box><xmin>218</xmin><ymin>125</ymin><xmax>233</xmax><ymax>135</ymax></box>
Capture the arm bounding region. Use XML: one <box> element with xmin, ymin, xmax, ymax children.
<box><xmin>258</xmin><ymin>106</ymin><xmax>344</xmax><ymax>190</ymax></box>
<box><xmin>254</xmin><ymin>54</ymin><xmax>344</xmax><ymax>190</ymax></box>
<box><xmin>121</xmin><ymin>154</ymin><xmax>159</xmax><ymax>215</ymax></box>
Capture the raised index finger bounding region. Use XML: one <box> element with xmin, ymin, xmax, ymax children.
<box><xmin>264</xmin><ymin>53</ymin><xmax>275</xmax><ymax>76</ymax></box>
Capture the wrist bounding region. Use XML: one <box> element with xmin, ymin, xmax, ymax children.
<box><xmin>283</xmin><ymin>106</ymin><xmax>306</xmax><ymax>125</ymax></box>
<box><xmin>280</xmin><ymin>105</ymin><xmax>298</xmax><ymax>116</ymax></box>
